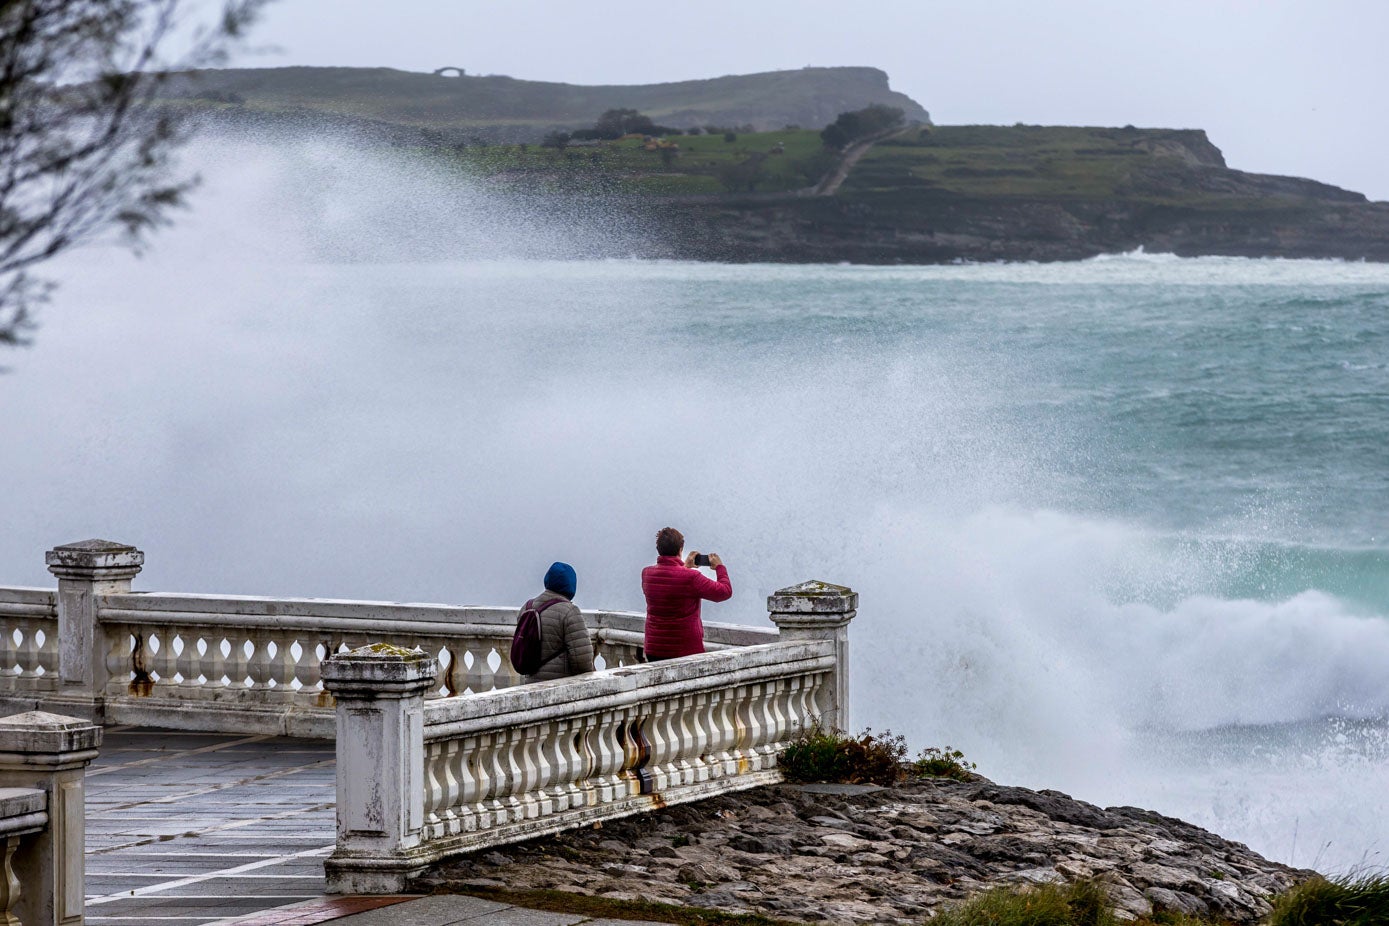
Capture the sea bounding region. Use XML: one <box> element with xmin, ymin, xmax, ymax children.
<box><xmin>2</xmin><ymin>140</ymin><xmax>1386</xmax><ymax>873</ymax></box>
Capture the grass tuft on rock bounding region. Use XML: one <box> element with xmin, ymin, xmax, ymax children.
<box><xmin>780</xmin><ymin>727</ymin><xmax>980</xmax><ymax>786</ymax></box>
<box><xmin>1269</xmin><ymin>873</ymin><xmax>1389</xmax><ymax>926</ymax></box>
<box><xmin>914</xmin><ymin>746</ymin><xmax>978</xmax><ymax>781</ymax></box>
<box><xmin>778</xmin><ymin>726</ymin><xmax>907</xmax><ymax>786</ymax></box>
<box><xmin>929</xmin><ymin>880</ymin><xmax>1118</xmax><ymax>926</ymax></box>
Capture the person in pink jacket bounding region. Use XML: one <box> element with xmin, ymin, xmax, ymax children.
<box><xmin>641</xmin><ymin>526</ymin><xmax>733</xmax><ymax>660</ymax></box>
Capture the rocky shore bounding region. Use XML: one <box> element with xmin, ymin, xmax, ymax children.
<box><xmin>424</xmin><ymin>777</ymin><xmax>1311</xmax><ymax>924</ymax></box>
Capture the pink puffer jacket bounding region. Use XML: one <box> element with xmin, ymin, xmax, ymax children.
<box><xmin>641</xmin><ymin>555</ymin><xmax>732</xmax><ymax>658</ymax></box>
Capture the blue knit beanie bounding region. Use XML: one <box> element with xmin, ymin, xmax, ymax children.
<box><xmin>544</xmin><ymin>561</ymin><xmax>577</xmax><ymax>599</ymax></box>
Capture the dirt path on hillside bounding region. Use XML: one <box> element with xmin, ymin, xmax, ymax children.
<box><xmin>813</xmin><ymin>125</ymin><xmax>912</xmax><ymax>196</ymax></box>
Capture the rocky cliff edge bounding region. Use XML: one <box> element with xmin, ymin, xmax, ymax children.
<box><xmin>424</xmin><ymin>776</ymin><xmax>1309</xmax><ymax>924</ymax></box>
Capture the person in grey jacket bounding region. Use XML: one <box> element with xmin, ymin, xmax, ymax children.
<box><xmin>522</xmin><ymin>561</ymin><xmax>595</xmax><ymax>683</ymax></box>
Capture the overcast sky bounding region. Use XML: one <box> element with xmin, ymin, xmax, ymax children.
<box><xmin>215</xmin><ymin>0</ymin><xmax>1389</xmax><ymax>200</ymax></box>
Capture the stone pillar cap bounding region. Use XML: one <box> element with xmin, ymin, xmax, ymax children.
<box><xmin>768</xmin><ymin>580</ymin><xmax>858</xmax><ymax>614</ymax></box>
<box><xmin>0</xmin><ymin>711</ymin><xmax>103</xmax><ymax>754</ymax></box>
<box><xmin>321</xmin><ymin>643</ymin><xmax>438</xmax><ymax>695</ymax></box>
<box><xmin>46</xmin><ymin>539</ymin><xmax>144</xmax><ymax>573</ymax></box>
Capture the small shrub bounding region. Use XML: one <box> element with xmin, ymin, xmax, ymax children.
<box><xmin>1269</xmin><ymin>873</ymin><xmax>1389</xmax><ymax>926</ymax></box>
<box><xmin>915</xmin><ymin>746</ymin><xmax>977</xmax><ymax>781</ymax></box>
<box><xmin>931</xmin><ymin>880</ymin><xmax>1118</xmax><ymax>926</ymax></box>
<box><xmin>723</xmin><ymin>132</ymin><xmax>737</xmax><ymax>143</ymax></box>
<box><xmin>779</xmin><ymin>727</ymin><xmax>906</xmax><ymax>786</ymax></box>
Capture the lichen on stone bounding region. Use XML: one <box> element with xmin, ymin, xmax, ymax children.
<box><xmin>351</xmin><ymin>642</ymin><xmax>425</xmax><ymax>659</ymax></box>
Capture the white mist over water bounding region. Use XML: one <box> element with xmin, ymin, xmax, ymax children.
<box><xmin>4</xmin><ymin>139</ymin><xmax>1389</xmax><ymax>873</ymax></box>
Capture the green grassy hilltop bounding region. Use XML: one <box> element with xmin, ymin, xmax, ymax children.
<box><xmin>447</xmin><ymin>128</ymin><xmax>830</xmax><ymax>195</ymax></box>
<box><xmin>164</xmin><ymin>65</ymin><xmax>929</xmax><ymax>144</ymax></box>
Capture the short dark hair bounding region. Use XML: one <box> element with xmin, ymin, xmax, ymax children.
<box><xmin>656</xmin><ymin>527</ymin><xmax>684</xmax><ymax>557</ymax></box>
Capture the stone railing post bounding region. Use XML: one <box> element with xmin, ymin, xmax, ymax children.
<box><xmin>0</xmin><ymin>711</ymin><xmax>102</xmax><ymax>926</ymax></box>
<box><xmin>320</xmin><ymin>644</ymin><xmax>437</xmax><ymax>894</ymax></box>
<box><xmin>767</xmin><ymin>581</ymin><xmax>857</xmax><ymax>731</ymax></box>
<box><xmin>45</xmin><ymin>540</ymin><xmax>143</xmax><ymax>720</ymax></box>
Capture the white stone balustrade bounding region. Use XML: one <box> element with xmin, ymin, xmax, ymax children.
<box><xmin>321</xmin><ymin>633</ymin><xmax>843</xmax><ymax>893</ymax></box>
<box><xmin>0</xmin><ymin>540</ymin><xmax>779</xmax><ymax>736</ymax></box>
<box><xmin>0</xmin><ymin>590</ymin><xmax>58</xmax><ymax>697</ymax></box>
<box><xmin>0</xmin><ymin>541</ymin><xmax>859</xmax><ymax>889</ymax></box>
<box><xmin>0</xmin><ymin>711</ymin><xmax>101</xmax><ymax>926</ymax></box>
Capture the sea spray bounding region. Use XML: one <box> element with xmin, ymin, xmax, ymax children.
<box><xmin>3</xmin><ymin>136</ymin><xmax>1387</xmax><ymax>872</ymax></box>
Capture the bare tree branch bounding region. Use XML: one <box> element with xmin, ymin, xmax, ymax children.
<box><xmin>0</xmin><ymin>0</ymin><xmax>265</xmax><ymax>347</ymax></box>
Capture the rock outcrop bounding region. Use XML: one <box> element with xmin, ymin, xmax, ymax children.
<box><xmin>424</xmin><ymin>777</ymin><xmax>1310</xmax><ymax>924</ymax></box>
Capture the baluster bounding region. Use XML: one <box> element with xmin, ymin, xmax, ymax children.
<box><xmin>502</xmin><ymin>727</ymin><xmax>529</xmax><ymax>822</ymax></box>
<box><xmin>490</xmin><ymin>727</ymin><xmax>521</xmax><ymax>825</ymax></box>
<box><xmin>273</xmin><ymin>634</ymin><xmax>298</xmax><ymax>694</ymax></box>
<box><xmin>461</xmin><ymin>648</ymin><xmax>487</xmax><ymax>695</ymax></box>
<box><xmin>481</xmin><ymin>729</ymin><xmax>511</xmax><ymax>826</ymax></box>
<box><xmin>299</xmin><ymin>639</ymin><xmax>328</xmax><ymax>693</ymax></box>
<box><xmin>152</xmin><ymin>629</ymin><xmax>178</xmax><ymax>686</ymax></box>
<box><xmin>536</xmin><ymin>716</ymin><xmax>569</xmax><ymax>810</ymax></box>
<box><xmin>744</xmin><ymin>681</ymin><xmax>773</xmax><ymax>770</ymax></box>
<box><xmin>205</xmin><ymin>635</ymin><xmax>228</xmax><ymax>689</ymax></box>
<box><xmin>790</xmin><ymin>674</ymin><xmax>818</xmax><ymax>736</ymax></box>
<box><xmin>175</xmin><ymin>629</ymin><xmax>200</xmax><ymax>688</ymax></box>
<box><xmin>571</xmin><ymin>717</ymin><xmax>597</xmax><ymax>809</ymax></box>
<box><xmin>615</xmin><ymin>709</ymin><xmax>645</xmax><ymax>796</ymax></box>
<box><xmin>440</xmin><ymin>738</ymin><xmax>463</xmax><ymax>835</ymax></box>
<box><xmin>39</xmin><ymin>621</ymin><xmax>60</xmax><ymax>676</ymax></box>
<box><xmin>466</xmin><ymin>732</ymin><xmax>494</xmax><ymax>831</ymax></box>
<box><xmin>766</xmin><ymin>678</ymin><xmax>793</xmax><ymax>758</ymax></box>
<box><xmin>751</xmin><ymin>681</ymin><xmax>781</xmax><ymax>770</ymax></box>
<box><xmin>710</xmin><ymin>687</ymin><xmax>738</xmax><ymax>777</ymax></box>
<box><xmin>12</xmin><ymin>623</ymin><xmax>37</xmax><ymax>679</ymax></box>
<box><xmin>440</xmin><ymin>646</ymin><xmax>460</xmax><ymax>697</ymax></box>
<box><xmin>246</xmin><ymin>632</ymin><xmax>273</xmax><ymax>691</ymax></box>
<box><xmin>688</xmin><ymin>691</ymin><xmax>714</xmax><ymax>783</ymax></box>
<box><xmin>514</xmin><ymin>724</ymin><xmax>544</xmax><ymax>820</ymax></box>
<box><xmin>645</xmin><ymin>700</ymin><xmax>675</xmax><ymax>792</ymax></box>
<box><xmin>0</xmin><ymin>834</ymin><xmax>20</xmax><ymax>925</ymax></box>
<box><xmin>783</xmin><ymin>674</ymin><xmax>810</xmax><ymax>733</ymax></box>
<box><xmin>104</xmin><ymin>629</ymin><xmax>131</xmax><ymax>695</ymax></box>
<box><xmin>480</xmin><ymin>647</ymin><xmax>502</xmax><ymax>692</ymax></box>
<box><xmin>731</xmin><ymin>683</ymin><xmax>757</xmax><ymax>774</ymax></box>
<box><xmin>422</xmin><ymin>741</ymin><xmax>446</xmax><ymax>836</ymax></box>
<box><xmin>226</xmin><ymin>634</ymin><xmax>251</xmax><ymax>688</ymax></box>
<box><xmin>589</xmin><ymin>709</ymin><xmax>625</xmax><ymax>803</ymax></box>
<box><xmin>669</xmin><ymin>694</ymin><xmax>698</xmax><ymax>787</ymax></box>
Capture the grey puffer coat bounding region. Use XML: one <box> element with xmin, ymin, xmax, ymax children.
<box><xmin>521</xmin><ymin>589</ymin><xmax>595</xmax><ymax>683</ymax></box>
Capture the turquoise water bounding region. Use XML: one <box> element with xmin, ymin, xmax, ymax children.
<box><xmin>2</xmin><ymin>143</ymin><xmax>1386</xmax><ymax>872</ymax></box>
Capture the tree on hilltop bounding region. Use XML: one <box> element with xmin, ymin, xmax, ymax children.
<box><xmin>0</xmin><ymin>0</ymin><xmax>263</xmax><ymax>350</ymax></box>
<box><xmin>820</xmin><ymin>104</ymin><xmax>905</xmax><ymax>151</ymax></box>
<box><xmin>541</xmin><ymin>130</ymin><xmax>571</xmax><ymax>150</ymax></box>
<box><xmin>593</xmin><ymin>108</ymin><xmax>656</xmax><ymax>140</ymax></box>
<box><xmin>572</xmin><ymin>109</ymin><xmax>687</xmax><ymax>141</ymax></box>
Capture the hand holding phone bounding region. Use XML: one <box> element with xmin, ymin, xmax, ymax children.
<box><xmin>693</xmin><ymin>553</ymin><xmax>711</xmax><ymax>567</ymax></box>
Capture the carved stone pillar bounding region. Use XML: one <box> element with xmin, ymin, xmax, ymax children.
<box><xmin>45</xmin><ymin>540</ymin><xmax>144</xmax><ymax>721</ymax></box>
<box><xmin>767</xmin><ymin>580</ymin><xmax>858</xmax><ymax>731</ymax></box>
<box><xmin>320</xmin><ymin>644</ymin><xmax>437</xmax><ymax>894</ymax></box>
<box><xmin>0</xmin><ymin>711</ymin><xmax>102</xmax><ymax>926</ymax></box>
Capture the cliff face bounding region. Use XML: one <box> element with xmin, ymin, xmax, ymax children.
<box><xmin>424</xmin><ymin>777</ymin><xmax>1309</xmax><ymax>923</ymax></box>
<box><xmin>641</xmin><ymin>126</ymin><xmax>1389</xmax><ymax>264</ymax></box>
<box><xmin>653</xmin><ymin>192</ymin><xmax>1389</xmax><ymax>264</ymax></box>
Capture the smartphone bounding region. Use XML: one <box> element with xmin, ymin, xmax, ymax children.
<box><xmin>693</xmin><ymin>553</ymin><xmax>711</xmax><ymax>567</ymax></box>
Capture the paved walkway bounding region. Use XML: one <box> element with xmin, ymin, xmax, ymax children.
<box><xmin>84</xmin><ymin>728</ymin><xmax>655</xmax><ymax>926</ymax></box>
<box><xmin>86</xmin><ymin>728</ymin><xmax>337</xmax><ymax>924</ymax></box>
